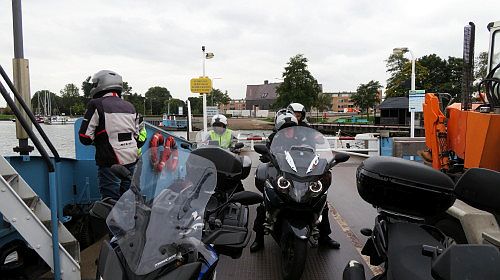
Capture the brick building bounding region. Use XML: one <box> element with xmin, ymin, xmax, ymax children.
<box><xmin>219</xmin><ymin>99</ymin><xmax>246</xmax><ymax>111</ymax></box>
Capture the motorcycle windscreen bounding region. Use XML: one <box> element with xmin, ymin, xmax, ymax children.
<box><xmin>106</xmin><ymin>148</ymin><xmax>217</xmax><ymax>276</ymax></box>
<box><xmin>270</xmin><ymin>126</ymin><xmax>332</xmax><ymax>177</ymax></box>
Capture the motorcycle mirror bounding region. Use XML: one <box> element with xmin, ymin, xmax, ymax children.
<box><xmin>180</xmin><ymin>142</ymin><xmax>191</xmax><ymax>150</ymax></box>
<box><xmin>228</xmin><ymin>191</ymin><xmax>263</xmax><ymax>206</ymax></box>
<box><xmin>334</xmin><ymin>152</ymin><xmax>350</xmax><ymax>163</ymax></box>
<box><xmin>454</xmin><ymin>168</ymin><xmax>500</xmax><ymax>215</ymax></box>
<box><xmin>254</xmin><ymin>144</ymin><xmax>269</xmax><ymax>155</ymax></box>
<box><xmin>234</xmin><ymin>142</ymin><xmax>244</xmax><ymax>149</ymax></box>
<box><xmin>110</xmin><ymin>164</ymin><xmax>132</xmax><ymax>180</ymax></box>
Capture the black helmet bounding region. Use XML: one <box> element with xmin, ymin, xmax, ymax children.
<box><xmin>287</xmin><ymin>103</ymin><xmax>306</xmax><ymax>122</ymax></box>
<box><xmin>90</xmin><ymin>70</ymin><xmax>123</xmax><ymax>98</ymax></box>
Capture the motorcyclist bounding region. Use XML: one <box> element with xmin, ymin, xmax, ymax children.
<box><xmin>203</xmin><ymin>114</ymin><xmax>237</xmax><ymax>149</ymax></box>
<box><xmin>250</xmin><ymin>111</ymin><xmax>298</xmax><ymax>252</ymax></box>
<box><xmin>287</xmin><ymin>102</ymin><xmax>340</xmax><ymax>249</ymax></box>
<box><xmin>288</xmin><ymin>102</ymin><xmax>309</xmax><ymax>127</ymax></box>
<box><xmin>250</xmin><ymin>105</ymin><xmax>340</xmax><ymax>252</ymax></box>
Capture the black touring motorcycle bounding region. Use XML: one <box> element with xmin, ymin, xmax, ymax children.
<box><xmin>94</xmin><ymin>146</ymin><xmax>261</xmax><ymax>279</ymax></box>
<box><xmin>343</xmin><ymin>156</ymin><xmax>500</xmax><ymax>280</ymax></box>
<box><xmin>254</xmin><ymin>126</ymin><xmax>349</xmax><ymax>280</ymax></box>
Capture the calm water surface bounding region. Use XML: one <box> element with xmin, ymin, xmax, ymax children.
<box><xmin>0</xmin><ymin>121</ymin><xmax>271</xmax><ymax>158</ymax></box>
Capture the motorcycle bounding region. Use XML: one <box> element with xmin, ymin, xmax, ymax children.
<box><xmin>184</xmin><ymin>139</ymin><xmax>255</xmax><ymax>259</ymax></box>
<box><xmin>343</xmin><ymin>156</ymin><xmax>500</xmax><ymax>280</ymax></box>
<box><xmin>96</xmin><ymin>148</ymin><xmax>262</xmax><ymax>280</ymax></box>
<box><xmin>253</xmin><ymin>126</ymin><xmax>350</xmax><ymax>280</ymax></box>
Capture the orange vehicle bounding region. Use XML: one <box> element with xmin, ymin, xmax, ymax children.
<box><xmin>423</xmin><ymin>21</ymin><xmax>500</xmax><ymax>174</ymax></box>
<box><xmin>423</xmin><ymin>21</ymin><xmax>500</xmax><ymax>249</ymax></box>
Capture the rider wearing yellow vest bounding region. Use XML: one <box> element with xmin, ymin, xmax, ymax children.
<box><xmin>208</xmin><ymin>114</ymin><xmax>235</xmax><ymax>149</ymax></box>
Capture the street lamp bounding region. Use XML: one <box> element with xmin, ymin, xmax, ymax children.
<box><xmin>393</xmin><ymin>47</ymin><xmax>416</xmax><ymax>138</ymax></box>
<box><xmin>201</xmin><ymin>46</ymin><xmax>215</xmax><ymax>132</ymax></box>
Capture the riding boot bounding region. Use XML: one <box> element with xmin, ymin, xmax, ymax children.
<box><xmin>250</xmin><ymin>232</ymin><xmax>265</xmax><ymax>253</ymax></box>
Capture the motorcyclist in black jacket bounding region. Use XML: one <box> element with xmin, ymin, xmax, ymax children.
<box><xmin>250</xmin><ymin>104</ymin><xmax>340</xmax><ymax>253</ymax></box>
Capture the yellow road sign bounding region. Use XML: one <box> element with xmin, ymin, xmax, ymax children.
<box><xmin>190</xmin><ymin>77</ymin><xmax>212</xmax><ymax>93</ymax></box>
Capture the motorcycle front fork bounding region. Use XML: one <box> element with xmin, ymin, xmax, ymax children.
<box><xmin>263</xmin><ymin>209</ymin><xmax>322</xmax><ymax>246</ymax></box>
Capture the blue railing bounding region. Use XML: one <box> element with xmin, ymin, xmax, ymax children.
<box><xmin>0</xmin><ymin>65</ymin><xmax>62</xmax><ymax>280</ymax></box>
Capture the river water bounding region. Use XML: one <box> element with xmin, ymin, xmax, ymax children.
<box><xmin>0</xmin><ymin>121</ymin><xmax>271</xmax><ymax>158</ymax></box>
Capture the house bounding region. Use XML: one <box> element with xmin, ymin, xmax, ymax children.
<box><xmin>219</xmin><ymin>99</ymin><xmax>246</xmax><ymax>111</ymax></box>
<box><xmin>378</xmin><ymin>97</ymin><xmax>410</xmax><ymax>125</ymax></box>
<box><xmin>245</xmin><ymin>80</ymin><xmax>280</xmax><ymax>110</ymax></box>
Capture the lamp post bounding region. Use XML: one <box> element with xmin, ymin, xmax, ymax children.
<box><xmin>393</xmin><ymin>47</ymin><xmax>416</xmax><ymax>138</ymax></box>
<box><xmin>202</xmin><ymin>46</ymin><xmax>214</xmax><ymax>132</ymax></box>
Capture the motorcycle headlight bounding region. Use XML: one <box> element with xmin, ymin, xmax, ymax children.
<box><xmin>309</xmin><ymin>181</ymin><xmax>323</xmax><ymax>194</ymax></box>
<box><xmin>277</xmin><ymin>176</ymin><xmax>291</xmax><ymax>191</ymax></box>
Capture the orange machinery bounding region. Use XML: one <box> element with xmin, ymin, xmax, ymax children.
<box><xmin>423</xmin><ymin>20</ymin><xmax>500</xmax><ymax>173</ymax></box>
<box><xmin>424</xmin><ymin>94</ymin><xmax>500</xmax><ymax>172</ymax></box>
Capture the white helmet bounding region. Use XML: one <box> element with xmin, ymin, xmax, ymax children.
<box><xmin>287</xmin><ymin>103</ymin><xmax>306</xmax><ymax>121</ymax></box>
<box><xmin>211</xmin><ymin>114</ymin><xmax>227</xmax><ymax>127</ymax></box>
<box><xmin>275</xmin><ymin>112</ymin><xmax>298</xmax><ymax>131</ymax></box>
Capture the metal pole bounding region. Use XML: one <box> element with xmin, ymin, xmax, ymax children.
<box><xmin>409</xmin><ymin>50</ymin><xmax>415</xmax><ymax>138</ymax></box>
<box><xmin>12</xmin><ymin>0</ymin><xmax>24</xmax><ymax>58</ymax></box>
<box><xmin>187</xmin><ymin>99</ymin><xmax>192</xmax><ymax>136</ymax></box>
<box><xmin>202</xmin><ymin>46</ymin><xmax>208</xmax><ymax>132</ymax></box>
<box><xmin>12</xmin><ymin>0</ymin><xmax>33</xmax><ymax>154</ymax></box>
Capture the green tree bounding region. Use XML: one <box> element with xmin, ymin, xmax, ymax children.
<box><xmin>385</xmin><ymin>53</ymin><xmax>428</xmax><ymax>97</ymax></box>
<box><xmin>59</xmin><ymin>83</ymin><xmax>80</xmax><ymax>115</ymax></box>
<box><xmin>145</xmin><ymin>86</ymin><xmax>172</xmax><ymax>115</ymax></box>
<box><xmin>188</xmin><ymin>96</ymin><xmax>203</xmax><ymax>115</ymax></box>
<box><xmin>31</xmin><ymin>90</ymin><xmax>59</xmax><ymax>115</ymax></box>
<box><xmin>60</xmin><ymin>83</ymin><xmax>79</xmax><ymax>98</ymax></box>
<box><xmin>71</xmin><ymin>101</ymin><xmax>86</xmax><ymax>115</ymax></box>
<box><xmin>165</xmin><ymin>98</ymin><xmax>186</xmax><ymax>115</ymax></box>
<box><xmin>207</xmin><ymin>88</ymin><xmax>230</xmax><ymax>106</ymax></box>
<box><xmin>274</xmin><ymin>54</ymin><xmax>322</xmax><ymax>109</ymax></box>
<box><xmin>81</xmin><ymin>76</ymin><xmax>92</xmax><ymax>99</ymax></box>
<box><xmin>351</xmin><ymin>80</ymin><xmax>382</xmax><ymax>119</ymax></box>
<box><xmin>474</xmin><ymin>51</ymin><xmax>488</xmax><ymax>83</ymax></box>
<box><xmin>123</xmin><ymin>92</ymin><xmax>145</xmax><ymax>115</ymax></box>
<box><xmin>443</xmin><ymin>56</ymin><xmax>463</xmax><ymax>99</ymax></box>
<box><xmin>419</xmin><ymin>54</ymin><xmax>448</xmax><ymax>92</ymax></box>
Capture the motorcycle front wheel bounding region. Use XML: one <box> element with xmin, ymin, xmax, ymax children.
<box><xmin>280</xmin><ymin>233</ymin><xmax>307</xmax><ymax>280</ymax></box>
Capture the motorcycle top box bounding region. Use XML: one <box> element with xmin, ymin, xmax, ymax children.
<box><xmin>356</xmin><ymin>156</ymin><xmax>455</xmax><ymax>218</ymax></box>
<box><xmin>191</xmin><ymin>146</ymin><xmax>251</xmax><ymax>190</ymax></box>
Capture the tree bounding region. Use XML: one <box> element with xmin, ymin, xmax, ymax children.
<box><xmin>81</xmin><ymin>76</ymin><xmax>92</xmax><ymax>99</ymax></box>
<box><xmin>60</xmin><ymin>83</ymin><xmax>79</xmax><ymax>98</ymax></box>
<box><xmin>144</xmin><ymin>86</ymin><xmax>172</xmax><ymax>115</ymax></box>
<box><xmin>166</xmin><ymin>98</ymin><xmax>186</xmax><ymax>115</ymax></box>
<box><xmin>123</xmin><ymin>92</ymin><xmax>145</xmax><ymax>115</ymax></box>
<box><xmin>474</xmin><ymin>51</ymin><xmax>488</xmax><ymax>84</ymax></box>
<box><xmin>59</xmin><ymin>83</ymin><xmax>80</xmax><ymax>115</ymax></box>
<box><xmin>274</xmin><ymin>54</ymin><xmax>322</xmax><ymax>109</ymax></box>
<box><xmin>188</xmin><ymin>96</ymin><xmax>203</xmax><ymax>115</ymax></box>
<box><xmin>419</xmin><ymin>54</ymin><xmax>448</xmax><ymax>93</ymax></box>
<box><xmin>351</xmin><ymin>80</ymin><xmax>382</xmax><ymax>119</ymax></box>
<box><xmin>71</xmin><ymin>102</ymin><xmax>86</xmax><ymax>115</ymax></box>
<box><xmin>122</xmin><ymin>82</ymin><xmax>133</xmax><ymax>95</ymax></box>
<box><xmin>385</xmin><ymin>53</ymin><xmax>428</xmax><ymax>97</ymax></box>
<box><xmin>443</xmin><ymin>56</ymin><xmax>463</xmax><ymax>99</ymax></box>
<box><xmin>207</xmin><ymin>88</ymin><xmax>230</xmax><ymax>106</ymax></box>
<box><xmin>31</xmin><ymin>90</ymin><xmax>59</xmax><ymax>115</ymax></box>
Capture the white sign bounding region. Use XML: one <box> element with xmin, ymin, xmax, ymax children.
<box><xmin>178</xmin><ymin>106</ymin><xmax>183</xmax><ymax>115</ymax></box>
<box><xmin>206</xmin><ymin>106</ymin><xmax>219</xmax><ymax>117</ymax></box>
<box><xmin>408</xmin><ymin>90</ymin><xmax>425</xmax><ymax>112</ymax></box>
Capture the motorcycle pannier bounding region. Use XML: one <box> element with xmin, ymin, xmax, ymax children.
<box><xmin>356</xmin><ymin>156</ymin><xmax>455</xmax><ymax>217</ymax></box>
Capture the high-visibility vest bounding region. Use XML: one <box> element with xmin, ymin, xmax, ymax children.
<box><xmin>209</xmin><ymin>129</ymin><xmax>233</xmax><ymax>148</ymax></box>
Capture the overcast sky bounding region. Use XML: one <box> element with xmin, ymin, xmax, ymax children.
<box><xmin>1</xmin><ymin>0</ymin><xmax>499</xmax><ymax>107</ymax></box>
